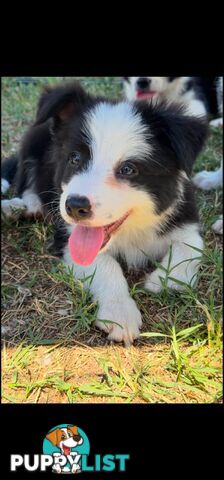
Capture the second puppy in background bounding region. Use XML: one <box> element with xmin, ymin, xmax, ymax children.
<box><xmin>123</xmin><ymin>76</ymin><xmax>221</xmax><ymax>119</ymax></box>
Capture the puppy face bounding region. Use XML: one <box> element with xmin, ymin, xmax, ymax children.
<box><xmin>123</xmin><ymin>77</ymin><xmax>186</xmax><ymax>101</ymax></box>
<box><xmin>59</xmin><ymin>101</ymin><xmax>155</xmax><ymax>234</ymax></box>
<box><xmin>35</xmin><ymin>82</ymin><xmax>208</xmax><ymax>254</ymax></box>
<box><xmin>46</xmin><ymin>426</ymin><xmax>83</xmax><ymax>455</ymax></box>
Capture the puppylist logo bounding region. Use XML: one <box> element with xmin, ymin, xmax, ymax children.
<box><xmin>10</xmin><ymin>423</ymin><xmax>130</xmax><ymax>474</ymax></box>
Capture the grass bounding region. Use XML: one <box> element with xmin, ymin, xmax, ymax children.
<box><xmin>1</xmin><ymin>77</ymin><xmax>223</xmax><ymax>403</ymax></box>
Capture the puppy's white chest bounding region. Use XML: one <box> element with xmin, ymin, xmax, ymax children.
<box><xmin>110</xmin><ymin>229</ymin><xmax>168</xmax><ymax>269</ymax></box>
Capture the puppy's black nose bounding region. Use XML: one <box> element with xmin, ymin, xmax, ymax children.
<box><xmin>65</xmin><ymin>195</ymin><xmax>92</xmax><ymax>220</ymax></box>
<box><xmin>136</xmin><ymin>77</ymin><xmax>151</xmax><ymax>90</ymax></box>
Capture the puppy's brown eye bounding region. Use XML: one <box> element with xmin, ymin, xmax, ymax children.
<box><xmin>69</xmin><ymin>151</ymin><xmax>81</xmax><ymax>166</ymax></box>
<box><xmin>117</xmin><ymin>162</ymin><xmax>138</xmax><ymax>177</ymax></box>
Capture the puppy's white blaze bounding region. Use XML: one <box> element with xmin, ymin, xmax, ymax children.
<box><xmin>84</xmin><ymin>101</ymin><xmax>152</xmax><ymax>163</ymax></box>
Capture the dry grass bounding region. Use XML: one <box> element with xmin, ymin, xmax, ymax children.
<box><xmin>2</xmin><ymin>343</ymin><xmax>222</xmax><ymax>404</ymax></box>
<box><xmin>1</xmin><ymin>77</ymin><xmax>223</xmax><ymax>403</ymax></box>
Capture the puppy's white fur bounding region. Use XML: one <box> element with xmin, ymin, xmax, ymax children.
<box><xmin>212</xmin><ymin>217</ymin><xmax>223</xmax><ymax>235</ymax></box>
<box><xmin>1</xmin><ymin>189</ymin><xmax>42</xmax><ymax>217</ymax></box>
<box><xmin>193</xmin><ymin>164</ymin><xmax>223</xmax><ymax>190</ymax></box>
<box><xmin>1</xmin><ymin>178</ymin><xmax>10</xmax><ymax>194</ymax></box>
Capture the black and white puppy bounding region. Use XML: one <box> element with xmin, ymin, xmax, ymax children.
<box><xmin>123</xmin><ymin>76</ymin><xmax>220</xmax><ymax>118</ymax></box>
<box><xmin>1</xmin><ymin>82</ymin><xmax>208</xmax><ymax>344</ymax></box>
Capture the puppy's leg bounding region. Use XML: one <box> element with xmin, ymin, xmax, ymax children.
<box><xmin>1</xmin><ymin>197</ymin><xmax>27</xmax><ymax>217</ymax></box>
<box><xmin>193</xmin><ymin>161</ymin><xmax>223</xmax><ymax>190</ymax></box>
<box><xmin>145</xmin><ymin>224</ymin><xmax>203</xmax><ymax>292</ymax></box>
<box><xmin>1</xmin><ymin>188</ymin><xmax>43</xmax><ymax>218</ymax></box>
<box><xmin>22</xmin><ymin>189</ymin><xmax>43</xmax><ymax>216</ymax></box>
<box><xmin>63</xmin><ymin>248</ymin><xmax>142</xmax><ymax>345</ymax></box>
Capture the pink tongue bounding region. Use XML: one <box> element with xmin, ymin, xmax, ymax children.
<box><xmin>63</xmin><ymin>445</ymin><xmax>71</xmax><ymax>455</ymax></box>
<box><xmin>137</xmin><ymin>91</ymin><xmax>156</xmax><ymax>99</ymax></box>
<box><xmin>68</xmin><ymin>226</ymin><xmax>105</xmax><ymax>266</ymax></box>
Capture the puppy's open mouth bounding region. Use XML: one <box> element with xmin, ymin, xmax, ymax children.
<box><xmin>68</xmin><ymin>211</ymin><xmax>130</xmax><ymax>266</ymax></box>
<box><xmin>101</xmin><ymin>211</ymin><xmax>130</xmax><ymax>248</ymax></box>
<box><xmin>62</xmin><ymin>444</ymin><xmax>71</xmax><ymax>455</ymax></box>
<box><xmin>136</xmin><ymin>90</ymin><xmax>157</xmax><ymax>100</ymax></box>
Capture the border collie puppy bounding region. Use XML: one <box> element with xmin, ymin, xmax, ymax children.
<box><xmin>1</xmin><ymin>82</ymin><xmax>208</xmax><ymax>345</ymax></box>
<box><xmin>123</xmin><ymin>76</ymin><xmax>221</xmax><ymax>118</ymax></box>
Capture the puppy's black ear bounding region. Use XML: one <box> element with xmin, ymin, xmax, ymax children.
<box><xmin>140</xmin><ymin>102</ymin><xmax>208</xmax><ymax>175</ymax></box>
<box><xmin>35</xmin><ymin>81</ymin><xmax>89</xmax><ymax>126</ymax></box>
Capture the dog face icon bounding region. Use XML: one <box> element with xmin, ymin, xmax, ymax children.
<box><xmin>46</xmin><ymin>425</ymin><xmax>83</xmax><ymax>455</ymax></box>
<box><xmin>46</xmin><ymin>425</ymin><xmax>83</xmax><ymax>473</ymax></box>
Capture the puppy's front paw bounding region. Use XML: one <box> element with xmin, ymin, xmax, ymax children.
<box><xmin>1</xmin><ymin>198</ymin><xmax>26</xmax><ymax>217</ymax></box>
<box><xmin>145</xmin><ymin>267</ymin><xmax>196</xmax><ymax>292</ymax></box>
<box><xmin>192</xmin><ymin>170</ymin><xmax>222</xmax><ymax>190</ymax></box>
<box><xmin>95</xmin><ymin>296</ymin><xmax>142</xmax><ymax>345</ymax></box>
<box><xmin>144</xmin><ymin>270</ymin><xmax>163</xmax><ymax>293</ymax></box>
